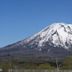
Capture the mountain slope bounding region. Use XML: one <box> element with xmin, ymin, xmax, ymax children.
<box><xmin>0</xmin><ymin>23</ymin><xmax>72</xmax><ymax>62</ymax></box>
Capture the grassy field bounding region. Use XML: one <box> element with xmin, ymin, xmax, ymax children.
<box><xmin>0</xmin><ymin>56</ymin><xmax>72</xmax><ymax>72</ymax></box>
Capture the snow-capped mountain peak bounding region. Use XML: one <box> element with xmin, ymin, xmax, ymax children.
<box><xmin>1</xmin><ymin>23</ymin><xmax>72</xmax><ymax>62</ymax></box>
<box><xmin>25</xmin><ymin>23</ymin><xmax>72</xmax><ymax>50</ymax></box>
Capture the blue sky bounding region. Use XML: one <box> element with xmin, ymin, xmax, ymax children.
<box><xmin>0</xmin><ymin>0</ymin><xmax>72</xmax><ymax>47</ymax></box>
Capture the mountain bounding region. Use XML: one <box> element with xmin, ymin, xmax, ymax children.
<box><xmin>0</xmin><ymin>23</ymin><xmax>72</xmax><ymax>63</ymax></box>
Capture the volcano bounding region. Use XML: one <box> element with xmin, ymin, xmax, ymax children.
<box><xmin>0</xmin><ymin>23</ymin><xmax>72</xmax><ymax>63</ymax></box>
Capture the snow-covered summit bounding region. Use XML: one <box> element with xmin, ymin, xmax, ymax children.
<box><xmin>25</xmin><ymin>23</ymin><xmax>72</xmax><ymax>50</ymax></box>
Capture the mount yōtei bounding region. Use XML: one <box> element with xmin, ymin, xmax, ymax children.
<box><xmin>0</xmin><ymin>23</ymin><xmax>72</xmax><ymax>62</ymax></box>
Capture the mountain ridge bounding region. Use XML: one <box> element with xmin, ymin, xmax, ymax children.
<box><xmin>0</xmin><ymin>23</ymin><xmax>72</xmax><ymax>62</ymax></box>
